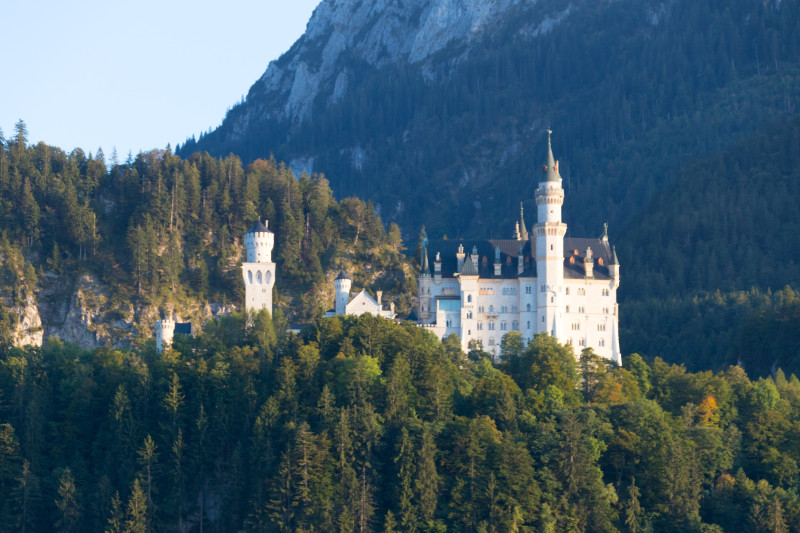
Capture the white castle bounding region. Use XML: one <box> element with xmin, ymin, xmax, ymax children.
<box><xmin>417</xmin><ymin>131</ymin><xmax>621</xmax><ymax>363</ymax></box>
<box><xmin>242</xmin><ymin>220</ymin><xmax>276</xmax><ymax>314</ymax></box>
<box><xmin>323</xmin><ymin>271</ymin><xmax>396</xmax><ymax>319</ymax></box>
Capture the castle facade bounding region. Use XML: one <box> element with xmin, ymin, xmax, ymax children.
<box><xmin>417</xmin><ymin>132</ymin><xmax>621</xmax><ymax>363</ymax></box>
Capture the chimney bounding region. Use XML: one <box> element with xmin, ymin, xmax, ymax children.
<box><xmin>584</xmin><ymin>247</ymin><xmax>594</xmax><ymax>278</ymax></box>
<box><xmin>376</xmin><ymin>291</ymin><xmax>383</xmax><ymax>306</ymax></box>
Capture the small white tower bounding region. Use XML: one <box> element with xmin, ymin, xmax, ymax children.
<box><xmin>156</xmin><ymin>319</ymin><xmax>176</xmax><ymax>353</ymax></box>
<box><xmin>334</xmin><ymin>271</ymin><xmax>352</xmax><ymax>315</ymax></box>
<box><xmin>534</xmin><ymin>130</ymin><xmax>568</xmax><ymax>337</ymax></box>
<box><xmin>242</xmin><ymin>220</ymin><xmax>276</xmax><ymax>314</ymax></box>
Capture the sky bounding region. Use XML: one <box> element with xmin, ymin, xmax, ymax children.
<box><xmin>1</xmin><ymin>0</ymin><xmax>321</xmax><ymax>159</ymax></box>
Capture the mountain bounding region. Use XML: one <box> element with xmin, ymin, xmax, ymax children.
<box><xmin>180</xmin><ymin>0</ymin><xmax>800</xmax><ymax>245</ymax></box>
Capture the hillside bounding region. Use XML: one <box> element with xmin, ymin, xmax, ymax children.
<box><xmin>181</xmin><ymin>0</ymin><xmax>800</xmax><ymax>242</ymax></box>
<box><xmin>0</xmin><ymin>124</ymin><xmax>415</xmax><ymax>351</ymax></box>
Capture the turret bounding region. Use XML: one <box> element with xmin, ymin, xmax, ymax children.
<box><xmin>335</xmin><ymin>271</ymin><xmax>352</xmax><ymax>315</ymax></box>
<box><xmin>245</xmin><ymin>220</ymin><xmax>274</xmax><ymax>263</ymax></box>
<box><xmin>434</xmin><ymin>251</ymin><xmax>442</xmax><ymax>280</ymax></box>
<box><xmin>242</xmin><ymin>219</ymin><xmax>277</xmax><ymax>313</ymax></box>
<box><xmin>155</xmin><ymin>318</ymin><xmax>176</xmax><ymax>353</ymax></box>
<box><xmin>534</xmin><ymin>130</ymin><xmax>568</xmax><ymax>336</ymax></box>
<box><xmin>519</xmin><ymin>203</ymin><xmax>529</xmax><ymax>241</ymax></box>
<box><xmin>610</xmin><ymin>245</ymin><xmax>620</xmax><ymax>284</ymax></box>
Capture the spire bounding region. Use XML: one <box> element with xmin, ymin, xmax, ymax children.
<box><xmin>421</xmin><ymin>249</ymin><xmax>431</xmax><ymax>276</ymax></box>
<box><xmin>519</xmin><ymin>202</ymin><xmax>529</xmax><ymax>240</ymax></box>
<box><xmin>610</xmin><ymin>245</ymin><xmax>619</xmax><ymax>265</ymax></box>
<box><xmin>544</xmin><ymin>129</ymin><xmax>561</xmax><ymax>182</ymax></box>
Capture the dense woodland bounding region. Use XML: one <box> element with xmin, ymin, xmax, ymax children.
<box><xmin>0</xmin><ymin>120</ymin><xmax>414</xmax><ymax>351</ymax></box>
<box><xmin>184</xmin><ymin>0</ymin><xmax>800</xmax><ymax>240</ymax></box>
<box><xmin>1</xmin><ymin>313</ymin><xmax>800</xmax><ymax>532</ymax></box>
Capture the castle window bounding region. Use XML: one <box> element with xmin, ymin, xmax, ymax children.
<box><xmin>467</xmin><ymin>311</ymin><xmax>473</xmax><ymax>319</ymax></box>
<box><xmin>477</xmin><ymin>322</ymin><xmax>483</xmax><ymax>330</ymax></box>
<box><xmin>566</xmin><ymin>305</ymin><xmax>570</xmax><ymax>313</ymax></box>
<box><xmin>527</xmin><ymin>304</ymin><xmax>531</xmax><ymax>311</ymax></box>
<box><xmin>551</xmin><ymin>244</ymin><xmax>554</xmax><ymax>250</ymax></box>
<box><xmin>478</xmin><ymin>305</ymin><xmax>484</xmax><ymax>313</ymax></box>
<box><xmin>566</xmin><ymin>288</ymin><xmax>570</xmax><ymax>295</ymax></box>
<box><xmin>599</xmin><ymin>339</ymin><xmax>605</xmax><ymax>347</ymax></box>
<box><xmin>248</xmin><ymin>271</ymin><xmax>253</xmax><ymax>284</ymax></box>
<box><xmin>542</xmin><ymin>316</ymin><xmax>545</xmax><ymax>323</ymax></box>
<box><xmin>578</xmin><ymin>288</ymin><xmax>586</xmax><ymax>296</ymax></box>
<box><xmin>567</xmin><ymin>338</ymin><xmax>572</xmax><ymax>345</ymax></box>
<box><xmin>527</xmin><ymin>321</ymin><xmax>531</xmax><ymax>329</ymax></box>
<box><xmin>489</xmin><ymin>305</ymin><xmax>494</xmax><ymax>313</ymax></box>
<box><xmin>257</xmin><ymin>271</ymin><xmax>263</xmax><ymax>284</ymax></box>
<box><xmin>579</xmin><ymin>306</ymin><xmax>585</xmax><ymax>313</ymax></box>
<box><xmin>579</xmin><ymin>339</ymin><xmax>586</xmax><ymax>347</ymax></box>
<box><xmin>500</xmin><ymin>322</ymin><xmax>507</xmax><ymax>331</ymax></box>
<box><xmin>488</xmin><ymin>322</ymin><xmax>495</xmax><ymax>330</ymax></box>
<box><xmin>488</xmin><ymin>338</ymin><xmax>495</xmax><ymax>346</ymax></box>
<box><xmin>467</xmin><ymin>294</ymin><xmax>472</xmax><ymax>302</ymax></box>
<box><xmin>597</xmin><ymin>323</ymin><xmax>606</xmax><ymax>331</ymax></box>
<box><xmin>525</xmin><ymin>286</ymin><xmax>532</xmax><ymax>294</ymax></box>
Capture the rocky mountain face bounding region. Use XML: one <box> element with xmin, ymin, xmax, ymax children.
<box><xmin>181</xmin><ymin>0</ymin><xmax>800</xmax><ymax>248</ymax></box>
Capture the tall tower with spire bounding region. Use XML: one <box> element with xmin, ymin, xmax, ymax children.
<box><xmin>242</xmin><ymin>220</ymin><xmax>276</xmax><ymax>314</ymax></box>
<box><xmin>534</xmin><ymin>130</ymin><xmax>568</xmax><ymax>336</ymax></box>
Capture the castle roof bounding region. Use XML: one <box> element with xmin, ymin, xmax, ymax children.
<box><xmin>246</xmin><ymin>220</ymin><xmax>272</xmax><ymax>234</ymax></box>
<box><xmin>460</xmin><ymin>255</ymin><xmax>479</xmax><ymax>276</ymax></box>
<box><xmin>544</xmin><ymin>129</ymin><xmax>562</xmax><ymax>183</ymax></box>
<box><xmin>424</xmin><ymin>237</ymin><xmax>614</xmax><ymax>281</ymax></box>
<box><xmin>336</xmin><ymin>270</ymin><xmax>351</xmax><ymax>280</ymax></box>
<box><xmin>174</xmin><ymin>322</ymin><xmax>192</xmax><ymax>335</ymax></box>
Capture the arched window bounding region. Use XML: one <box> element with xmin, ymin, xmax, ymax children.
<box><xmin>248</xmin><ymin>270</ymin><xmax>253</xmax><ymax>284</ymax></box>
<box><xmin>526</xmin><ymin>303</ymin><xmax>531</xmax><ymax>311</ymax></box>
<box><xmin>467</xmin><ymin>294</ymin><xmax>472</xmax><ymax>302</ymax></box>
<box><xmin>257</xmin><ymin>271</ymin><xmax>263</xmax><ymax>284</ymax></box>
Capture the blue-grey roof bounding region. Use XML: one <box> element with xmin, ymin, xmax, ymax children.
<box><xmin>174</xmin><ymin>322</ymin><xmax>192</xmax><ymax>335</ymax></box>
<box><xmin>424</xmin><ymin>237</ymin><xmax>614</xmax><ymax>281</ymax></box>
<box><xmin>336</xmin><ymin>270</ymin><xmax>351</xmax><ymax>280</ymax></box>
<box><xmin>246</xmin><ymin>221</ymin><xmax>272</xmax><ymax>234</ymax></box>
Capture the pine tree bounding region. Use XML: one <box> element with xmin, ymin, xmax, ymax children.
<box><xmin>54</xmin><ymin>467</ymin><xmax>81</xmax><ymax>533</ymax></box>
<box><xmin>125</xmin><ymin>479</ymin><xmax>148</xmax><ymax>533</ymax></box>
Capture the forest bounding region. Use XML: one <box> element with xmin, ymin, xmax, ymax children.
<box><xmin>1</xmin><ymin>312</ymin><xmax>799</xmax><ymax>532</ymax></box>
<box><xmin>0</xmin><ymin>119</ymin><xmax>414</xmax><ymax>353</ymax></box>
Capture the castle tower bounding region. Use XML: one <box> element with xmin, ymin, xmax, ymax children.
<box><xmin>155</xmin><ymin>318</ymin><xmax>176</xmax><ymax>353</ymax></box>
<box><xmin>534</xmin><ymin>130</ymin><xmax>568</xmax><ymax>336</ymax></box>
<box><xmin>334</xmin><ymin>271</ymin><xmax>352</xmax><ymax>315</ymax></box>
<box><xmin>242</xmin><ymin>220</ymin><xmax>276</xmax><ymax>314</ymax></box>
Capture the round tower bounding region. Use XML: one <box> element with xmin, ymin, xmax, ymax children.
<box><xmin>242</xmin><ymin>220</ymin><xmax>276</xmax><ymax>314</ymax></box>
<box><xmin>244</xmin><ymin>220</ymin><xmax>274</xmax><ymax>263</ymax></box>
<box><xmin>155</xmin><ymin>319</ymin><xmax>176</xmax><ymax>353</ymax></box>
<box><xmin>534</xmin><ymin>130</ymin><xmax>568</xmax><ymax>337</ymax></box>
<box><xmin>334</xmin><ymin>271</ymin><xmax>352</xmax><ymax>315</ymax></box>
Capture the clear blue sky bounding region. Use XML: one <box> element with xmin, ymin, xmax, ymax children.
<box><xmin>1</xmin><ymin>1</ymin><xmax>320</xmax><ymax>158</ymax></box>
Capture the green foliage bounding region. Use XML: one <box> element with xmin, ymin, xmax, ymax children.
<box><xmin>0</xmin><ymin>131</ymin><xmax>415</xmax><ymax>331</ymax></box>
<box><xmin>1</xmin><ymin>314</ymin><xmax>797</xmax><ymax>531</ymax></box>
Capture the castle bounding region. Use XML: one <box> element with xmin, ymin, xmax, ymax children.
<box><xmin>416</xmin><ymin>132</ymin><xmax>621</xmax><ymax>363</ymax></box>
<box><xmin>158</xmin><ymin>132</ymin><xmax>620</xmax><ymax>362</ymax></box>
<box><xmin>323</xmin><ymin>271</ymin><xmax>396</xmax><ymax>319</ymax></box>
